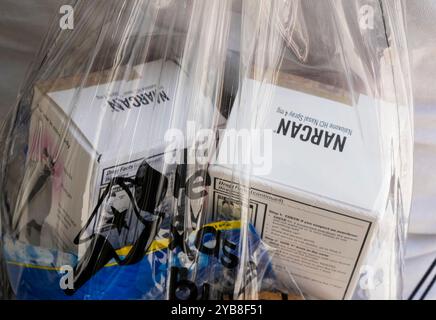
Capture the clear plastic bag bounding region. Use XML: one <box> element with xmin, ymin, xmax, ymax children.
<box><xmin>0</xmin><ymin>0</ymin><xmax>413</xmax><ymax>300</ymax></box>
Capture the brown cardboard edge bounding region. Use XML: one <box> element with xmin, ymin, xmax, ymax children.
<box><xmin>35</xmin><ymin>66</ymin><xmax>140</xmax><ymax>94</ymax></box>
<box><xmin>250</xmin><ymin>66</ymin><xmax>354</xmax><ymax>106</ymax></box>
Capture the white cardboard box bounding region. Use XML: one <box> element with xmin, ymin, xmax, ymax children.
<box><xmin>209</xmin><ymin>77</ymin><xmax>395</xmax><ymax>299</ymax></box>
<box><xmin>14</xmin><ymin>59</ymin><xmax>219</xmax><ymax>255</ymax></box>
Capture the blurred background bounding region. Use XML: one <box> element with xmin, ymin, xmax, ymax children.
<box><xmin>0</xmin><ymin>0</ymin><xmax>435</xmax><ymax>299</ymax></box>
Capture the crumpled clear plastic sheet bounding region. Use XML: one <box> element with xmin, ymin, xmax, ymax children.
<box><xmin>0</xmin><ymin>0</ymin><xmax>413</xmax><ymax>300</ymax></box>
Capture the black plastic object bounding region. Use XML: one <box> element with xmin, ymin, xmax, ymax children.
<box><xmin>65</xmin><ymin>159</ymin><xmax>168</xmax><ymax>295</ymax></box>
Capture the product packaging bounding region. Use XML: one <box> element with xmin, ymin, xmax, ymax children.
<box><xmin>209</xmin><ymin>0</ymin><xmax>413</xmax><ymax>300</ymax></box>
<box><xmin>0</xmin><ymin>0</ymin><xmax>413</xmax><ymax>300</ymax></box>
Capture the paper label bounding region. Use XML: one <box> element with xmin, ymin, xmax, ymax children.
<box><xmin>211</xmin><ymin>176</ymin><xmax>374</xmax><ymax>300</ymax></box>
